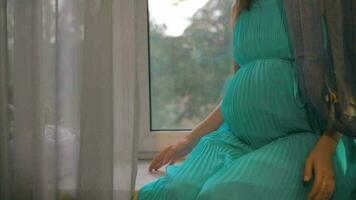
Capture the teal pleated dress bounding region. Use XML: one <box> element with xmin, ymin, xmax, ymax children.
<box><xmin>138</xmin><ymin>0</ymin><xmax>356</xmax><ymax>199</ymax></box>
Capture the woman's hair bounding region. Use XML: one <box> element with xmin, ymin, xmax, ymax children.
<box><xmin>231</xmin><ymin>0</ymin><xmax>252</xmax><ymax>27</ymax></box>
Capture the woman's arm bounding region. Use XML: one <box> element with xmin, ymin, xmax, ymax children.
<box><xmin>324</xmin><ymin>130</ymin><xmax>342</xmax><ymax>143</ymax></box>
<box><xmin>185</xmin><ymin>61</ymin><xmax>240</xmax><ymax>142</ymax></box>
<box><xmin>233</xmin><ymin>61</ymin><xmax>240</xmax><ymax>73</ymax></box>
<box><xmin>149</xmin><ymin>62</ymin><xmax>239</xmax><ymax>171</ymax></box>
<box><xmin>149</xmin><ymin>102</ymin><xmax>224</xmax><ymax>171</ymax></box>
<box><xmin>184</xmin><ymin>101</ymin><xmax>224</xmax><ymax>142</ymax></box>
<box><xmin>304</xmin><ymin>131</ymin><xmax>342</xmax><ymax>200</ymax></box>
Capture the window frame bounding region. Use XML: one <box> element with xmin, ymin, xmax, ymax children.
<box><xmin>136</xmin><ymin>0</ymin><xmax>189</xmax><ymax>158</ymax></box>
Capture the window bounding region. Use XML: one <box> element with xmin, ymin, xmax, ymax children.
<box><xmin>137</xmin><ymin>0</ymin><xmax>234</xmax><ymax>155</ymax></box>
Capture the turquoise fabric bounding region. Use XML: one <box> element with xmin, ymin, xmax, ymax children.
<box><xmin>138</xmin><ymin>0</ymin><xmax>356</xmax><ymax>199</ymax></box>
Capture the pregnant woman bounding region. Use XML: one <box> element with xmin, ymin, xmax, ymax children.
<box><xmin>137</xmin><ymin>0</ymin><xmax>356</xmax><ymax>199</ymax></box>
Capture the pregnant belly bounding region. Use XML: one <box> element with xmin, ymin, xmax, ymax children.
<box><xmin>221</xmin><ymin>59</ymin><xmax>312</xmax><ymax>147</ymax></box>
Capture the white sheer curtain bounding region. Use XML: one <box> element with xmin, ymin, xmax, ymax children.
<box><xmin>0</xmin><ymin>0</ymin><xmax>11</xmax><ymax>199</ymax></box>
<box><xmin>0</xmin><ymin>0</ymin><xmax>139</xmax><ymax>199</ymax></box>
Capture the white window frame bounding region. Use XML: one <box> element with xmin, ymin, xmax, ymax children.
<box><xmin>136</xmin><ymin>0</ymin><xmax>190</xmax><ymax>158</ymax></box>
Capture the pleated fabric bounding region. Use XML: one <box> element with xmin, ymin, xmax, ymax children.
<box><xmin>138</xmin><ymin>0</ymin><xmax>356</xmax><ymax>199</ymax></box>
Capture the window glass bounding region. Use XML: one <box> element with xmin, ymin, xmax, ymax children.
<box><xmin>148</xmin><ymin>0</ymin><xmax>233</xmax><ymax>130</ymax></box>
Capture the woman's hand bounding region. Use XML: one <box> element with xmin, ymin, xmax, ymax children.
<box><xmin>304</xmin><ymin>133</ymin><xmax>340</xmax><ymax>200</ymax></box>
<box><xmin>148</xmin><ymin>100</ymin><xmax>224</xmax><ymax>172</ymax></box>
<box><xmin>148</xmin><ymin>136</ymin><xmax>199</xmax><ymax>172</ymax></box>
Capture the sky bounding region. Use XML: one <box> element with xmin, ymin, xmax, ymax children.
<box><xmin>148</xmin><ymin>0</ymin><xmax>209</xmax><ymax>37</ymax></box>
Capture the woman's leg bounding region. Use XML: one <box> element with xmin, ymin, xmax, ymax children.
<box><xmin>138</xmin><ymin>125</ymin><xmax>251</xmax><ymax>200</ymax></box>
<box><xmin>197</xmin><ymin>133</ymin><xmax>355</xmax><ymax>200</ymax></box>
<box><xmin>196</xmin><ymin>133</ymin><xmax>319</xmax><ymax>200</ymax></box>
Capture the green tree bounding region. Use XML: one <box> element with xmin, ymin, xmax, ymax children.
<box><xmin>149</xmin><ymin>0</ymin><xmax>234</xmax><ymax>130</ymax></box>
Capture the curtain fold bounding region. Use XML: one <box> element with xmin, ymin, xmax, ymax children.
<box><xmin>1</xmin><ymin>0</ymin><xmax>140</xmax><ymax>199</ymax></box>
<box><xmin>77</xmin><ymin>0</ymin><xmax>114</xmax><ymax>199</ymax></box>
<box><xmin>112</xmin><ymin>0</ymin><xmax>140</xmax><ymax>199</ymax></box>
<box><xmin>0</xmin><ymin>0</ymin><xmax>10</xmax><ymax>199</ymax></box>
<box><xmin>12</xmin><ymin>0</ymin><xmax>44</xmax><ymax>198</ymax></box>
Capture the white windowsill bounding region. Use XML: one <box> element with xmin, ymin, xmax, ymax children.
<box><xmin>135</xmin><ymin>160</ymin><xmax>165</xmax><ymax>190</ymax></box>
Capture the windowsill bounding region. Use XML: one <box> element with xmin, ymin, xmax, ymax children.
<box><xmin>135</xmin><ymin>159</ymin><xmax>166</xmax><ymax>190</ymax></box>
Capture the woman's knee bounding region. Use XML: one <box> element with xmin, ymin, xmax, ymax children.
<box><xmin>166</xmin><ymin>178</ymin><xmax>202</xmax><ymax>199</ymax></box>
<box><xmin>196</xmin><ymin>180</ymin><xmax>302</xmax><ymax>200</ymax></box>
<box><xmin>138</xmin><ymin>177</ymin><xmax>167</xmax><ymax>200</ymax></box>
